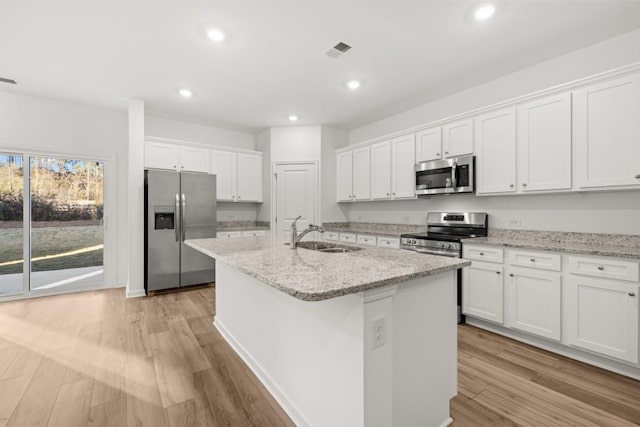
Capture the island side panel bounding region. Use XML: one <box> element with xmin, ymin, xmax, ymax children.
<box><xmin>213</xmin><ymin>262</ymin><xmax>366</xmax><ymax>427</ymax></box>
<box><xmin>392</xmin><ymin>271</ymin><xmax>457</xmax><ymax>427</ymax></box>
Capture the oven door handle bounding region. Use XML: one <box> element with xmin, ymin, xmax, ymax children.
<box><xmin>403</xmin><ymin>247</ymin><xmax>459</xmax><ymax>257</ymax></box>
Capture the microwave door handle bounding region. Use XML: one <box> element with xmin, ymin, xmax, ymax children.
<box><xmin>451</xmin><ymin>159</ymin><xmax>457</xmax><ymax>188</ymax></box>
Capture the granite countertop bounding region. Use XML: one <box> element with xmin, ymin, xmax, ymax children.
<box><xmin>217</xmin><ymin>221</ymin><xmax>270</xmax><ymax>232</ymax></box>
<box><xmin>463</xmin><ymin>230</ymin><xmax>640</xmax><ymax>260</ymax></box>
<box><xmin>186</xmin><ymin>236</ymin><xmax>470</xmax><ymax>301</ymax></box>
<box><xmin>322</xmin><ymin>222</ymin><xmax>426</xmax><ymax>238</ymax></box>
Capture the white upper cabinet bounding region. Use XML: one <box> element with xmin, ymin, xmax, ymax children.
<box><xmin>391</xmin><ymin>134</ymin><xmax>416</xmax><ymax>199</ymax></box>
<box><xmin>475</xmin><ymin>108</ymin><xmax>517</xmax><ymax>194</ymax></box>
<box><xmin>443</xmin><ymin>119</ymin><xmax>474</xmax><ymax>158</ymax></box>
<box><xmin>415</xmin><ymin>127</ymin><xmax>442</xmax><ymax>162</ymax></box>
<box><xmin>371</xmin><ymin>141</ymin><xmax>392</xmax><ymax>200</ymax></box>
<box><xmin>336</xmin><ymin>151</ymin><xmax>354</xmax><ymax>202</ymax></box>
<box><xmin>211</xmin><ymin>150</ymin><xmax>237</xmax><ymax>201</ymax></box>
<box><xmin>236</xmin><ymin>153</ymin><xmax>262</xmax><ymax>202</ymax></box>
<box><xmin>517</xmin><ymin>93</ymin><xmax>572</xmax><ymax>192</ymax></box>
<box><xmin>211</xmin><ymin>150</ymin><xmax>262</xmax><ymax>202</ymax></box>
<box><xmin>179</xmin><ymin>146</ymin><xmax>210</xmax><ymax>173</ymax></box>
<box><xmin>574</xmin><ymin>73</ymin><xmax>640</xmax><ymax>189</ymax></box>
<box><xmin>144</xmin><ymin>141</ymin><xmax>180</xmax><ymax>170</ymax></box>
<box><xmin>353</xmin><ymin>146</ymin><xmax>371</xmax><ymax>201</ymax></box>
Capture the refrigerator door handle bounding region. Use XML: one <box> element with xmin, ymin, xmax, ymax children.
<box><xmin>175</xmin><ymin>193</ymin><xmax>180</xmax><ymax>242</ymax></box>
<box><xmin>182</xmin><ymin>193</ymin><xmax>186</xmax><ymax>241</ymax></box>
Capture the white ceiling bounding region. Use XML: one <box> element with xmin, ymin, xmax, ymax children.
<box><xmin>2</xmin><ymin>1</ymin><xmax>640</xmax><ymax>132</ymax></box>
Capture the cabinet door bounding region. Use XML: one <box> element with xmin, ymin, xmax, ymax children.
<box><xmin>370</xmin><ymin>141</ymin><xmax>391</xmax><ymax>199</ymax></box>
<box><xmin>336</xmin><ymin>151</ymin><xmax>354</xmax><ymax>202</ymax></box>
<box><xmin>144</xmin><ymin>142</ymin><xmax>180</xmax><ymax>170</ymax></box>
<box><xmin>352</xmin><ymin>146</ymin><xmax>371</xmax><ymax>201</ymax></box>
<box><xmin>462</xmin><ymin>262</ymin><xmax>504</xmax><ymax>324</ymax></box>
<box><xmin>565</xmin><ymin>276</ymin><xmax>638</xmax><ymax>363</ymax></box>
<box><xmin>443</xmin><ymin>119</ymin><xmax>473</xmax><ymax>158</ymax></box>
<box><xmin>211</xmin><ymin>150</ymin><xmax>237</xmax><ymax>201</ymax></box>
<box><xmin>518</xmin><ymin>93</ymin><xmax>572</xmax><ymax>192</ymax></box>
<box><xmin>391</xmin><ymin>134</ymin><xmax>416</xmax><ymax>199</ymax></box>
<box><xmin>574</xmin><ymin>73</ymin><xmax>640</xmax><ymax>189</ymax></box>
<box><xmin>415</xmin><ymin>127</ymin><xmax>442</xmax><ymax>162</ymax></box>
<box><xmin>475</xmin><ymin>108</ymin><xmax>517</xmax><ymax>194</ymax></box>
<box><xmin>180</xmin><ymin>146</ymin><xmax>211</xmax><ymax>173</ymax></box>
<box><xmin>506</xmin><ymin>268</ymin><xmax>561</xmax><ymax>341</ymax></box>
<box><xmin>236</xmin><ymin>153</ymin><xmax>262</xmax><ymax>202</ymax></box>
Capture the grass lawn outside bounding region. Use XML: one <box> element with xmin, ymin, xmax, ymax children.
<box><xmin>0</xmin><ymin>224</ymin><xmax>103</xmax><ymax>275</ymax></box>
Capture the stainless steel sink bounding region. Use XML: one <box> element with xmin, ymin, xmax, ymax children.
<box><xmin>289</xmin><ymin>241</ymin><xmax>363</xmax><ymax>253</ymax></box>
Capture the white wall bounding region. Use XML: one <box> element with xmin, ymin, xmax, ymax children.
<box><xmin>321</xmin><ymin>126</ymin><xmax>349</xmax><ymax>223</ymax></box>
<box><xmin>0</xmin><ymin>90</ymin><xmax>129</xmax><ymax>285</ymax></box>
<box><xmin>270</xmin><ymin>126</ymin><xmax>322</xmax><ymax>162</ymax></box>
<box><xmin>145</xmin><ymin>115</ymin><xmax>255</xmax><ymax>150</ymax></box>
<box><xmin>346</xmin><ymin>28</ymin><xmax>640</xmax><ymax>235</ymax></box>
<box><xmin>348</xmin><ymin>192</ymin><xmax>640</xmax><ymax>235</ymax></box>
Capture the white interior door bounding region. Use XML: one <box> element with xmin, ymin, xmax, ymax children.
<box><xmin>274</xmin><ymin>163</ymin><xmax>318</xmax><ymax>238</ymax></box>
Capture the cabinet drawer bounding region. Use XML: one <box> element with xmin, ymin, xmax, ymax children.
<box><xmin>324</xmin><ymin>232</ymin><xmax>340</xmax><ymax>241</ymax></box>
<box><xmin>508</xmin><ymin>250</ymin><xmax>561</xmax><ymax>272</ymax></box>
<box><xmin>217</xmin><ymin>231</ymin><xmax>242</xmax><ymax>238</ymax></box>
<box><xmin>463</xmin><ymin>245</ymin><xmax>504</xmax><ymax>263</ymax></box>
<box><xmin>242</xmin><ymin>230</ymin><xmax>266</xmax><ymax>237</ymax></box>
<box><xmin>378</xmin><ymin>237</ymin><xmax>400</xmax><ymax>250</ymax></box>
<box><xmin>567</xmin><ymin>256</ymin><xmax>639</xmax><ymax>282</ymax></box>
<box><xmin>339</xmin><ymin>233</ymin><xmax>356</xmax><ymax>243</ymax></box>
<box><xmin>357</xmin><ymin>235</ymin><xmax>377</xmax><ymax>246</ymax></box>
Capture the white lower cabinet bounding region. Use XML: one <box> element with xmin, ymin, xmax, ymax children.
<box><xmin>565</xmin><ymin>275</ymin><xmax>639</xmax><ymax>364</ymax></box>
<box><xmin>463</xmin><ymin>261</ymin><xmax>504</xmax><ymax>324</ymax></box>
<box><xmin>506</xmin><ymin>267</ymin><xmax>561</xmax><ymax>341</ymax></box>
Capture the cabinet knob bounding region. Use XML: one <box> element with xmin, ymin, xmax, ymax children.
<box><xmin>436</xmin><ymin>153</ymin><xmax>440</xmax><ymax>156</ymax></box>
<box><xmin>173</xmin><ymin>165</ymin><xmax>177</xmax><ymax>168</ymax></box>
<box><xmin>629</xmin><ymin>292</ymin><xmax>636</xmax><ymax>297</ymax></box>
<box><xmin>387</xmin><ymin>193</ymin><xmax>390</xmax><ymax>196</ymax></box>
<box><xmin>238</xmin><ymin>195</ymin><xmax>241</xmax><ymax>199</ymax></box>
<box><xmin>635</xmin><ymin>174</ymin><xmax>640</xmax><ymax>179</ymax></box>
<box><xmin>392</xmin><ymin>192</ymin><xmax>396</xmax><ymax>196</ymax></box>
<box><xmin>510</xmin><ymin>184</ymin><xmax>514</xmax><ymax>188</ymax></box>
<box><xmin>530</xmin><ymin>258</ymin><xmax>536</xmax><ymax>262</ymax></box>
<box><xmin>479</xmin><ymin>252</ymin><xmax>484</xmax><ymax>256</ymax></box>
<box><xmin>522</xmin><ymin>183</ymin><xmax>527</xmax><ymax>187</ymax></box>
<box><xmin>509</xmin><ymin>273</ymin><xmax>514</xmax><ymax>277</ymax></box>
<box><xmin>445</xmin><ymin>151</ymin><xmax>449</xmax><ymax>155</ymax></box>
<box><xmin>597</xmin><ymin>265</ymin><xmax>604</xmax><ymax>271</ymax></box>
<box><xmin>496</xmin><ymin>271</ymin><xmax>501</xmax><ymax>275</ymax></box>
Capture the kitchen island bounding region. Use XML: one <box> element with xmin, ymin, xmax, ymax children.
<box><xmin>186</xmin><ymin>236</ymin><xmax>470</xmax><ymax>427</ymax></box>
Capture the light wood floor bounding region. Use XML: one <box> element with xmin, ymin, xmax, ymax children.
<box><xmin>0</xmin><ymin>286</ymin><xmax>638</xmax><ymax>427</ymax></box>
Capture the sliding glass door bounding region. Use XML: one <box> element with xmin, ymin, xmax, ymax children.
<box><xmin>0</xmin><ymin>154</ymin><xmax>25</xmax><ymax>296</ymax></box>
<box><xmin>0</xmin><ymin>153</ymin><xmax>106</xmax><ymax>297</ymax></box>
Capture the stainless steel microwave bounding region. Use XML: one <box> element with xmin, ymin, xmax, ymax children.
<box><xmin>415</xmin><ymin>155</ymin><xmax>475</xmax><ymax>195</ymax></box>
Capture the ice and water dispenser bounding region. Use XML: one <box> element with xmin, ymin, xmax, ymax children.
<box><xmin>154</xmin><ymin>206</ymin><xmax>175</xmax><ymax>230</ymax></box>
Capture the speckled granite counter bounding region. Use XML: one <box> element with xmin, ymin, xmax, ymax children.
<box><xmin>216</xmin><ymin>220</ymin><xmax>270</xmax><ymax>232</ymax></box>
<box><xmin>463</xmin><ymin>229</ymin><xmax>640</xmax><ymax>260</ymax></box>
<box><xmin>322</xmin><ymin>222</ymin><xmax>425</xmax><ymax>238</ymax></box>
<box><xmin>186</xmin><ymin>236</ymin><xmax>469</xmax><ymax>301</ymax></box>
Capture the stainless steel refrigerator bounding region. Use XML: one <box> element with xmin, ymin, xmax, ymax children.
<box><xmin>144</xmin><ymin>169</ymin><xmax>216</xmax><ymax>293</ymax></box>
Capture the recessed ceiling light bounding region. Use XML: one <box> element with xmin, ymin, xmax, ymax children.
<box><xmin>207</xmin><ymin>28</ymin><xmax>226</xmax><ymax>42</ymax></box>
<box><xmin>288</xmin><ymin>115</ymin><xmax>298</xmax><ymax>122</ymax></box>
<box><xmin>346</xmin><ymin>80</ymin><xmax>361</xmax><ymax>90</ymax></box>
<box><xmin>474</xmin><ymin>4</ymin><xmax>495</xmax><ymax>21</ymax></box>
<box><xmin>179</xmin><ymin>89</ymin><xmax>193</xmax><ymax>98</ymax></box>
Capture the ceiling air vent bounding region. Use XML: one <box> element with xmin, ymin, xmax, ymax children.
<box><xmin>0</xmin><ymin>77</ymin><xmax>17</xmax><ymax>85</ymax></box>
<box><xmin>326</xmin><ymin>42</ymin><xmax>352</xmax><ymax>59</ymax></box>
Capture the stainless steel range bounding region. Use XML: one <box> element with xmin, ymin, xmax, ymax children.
<box><xmin>401</xmin><ymin>212</ymin><xmax>488</xmax><ymax>323</ymax></box>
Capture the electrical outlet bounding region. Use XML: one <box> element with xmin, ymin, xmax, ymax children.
<box><xmin>372</xmin><ymin>317</ymin><xmax>386</xmax><ymax>349</ymax></box>
<box><xmin>508</xmin><ymin>218</ymin><xmax>521</xmax><ymax>227</ymax></box>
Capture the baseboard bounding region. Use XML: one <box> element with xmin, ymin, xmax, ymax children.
<box><xmin>438</xmin><ymin>417</ymin><xmax>454</xmax><ymax>427</ymax></box>
<box><xmin>214</xmin><ymin>317</ymin><xmax>310</xmax><ymax>427</ymax></box>
<box><xmin>126</xmin><ymin>288</ymin><xmax>146</xmax><ymax>298</ymax></box>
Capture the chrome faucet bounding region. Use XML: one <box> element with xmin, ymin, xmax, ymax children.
<box><xmin>290</xmin><ymin>215</ymin><xmax>325</xmax><ymax>249</ymax></box>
